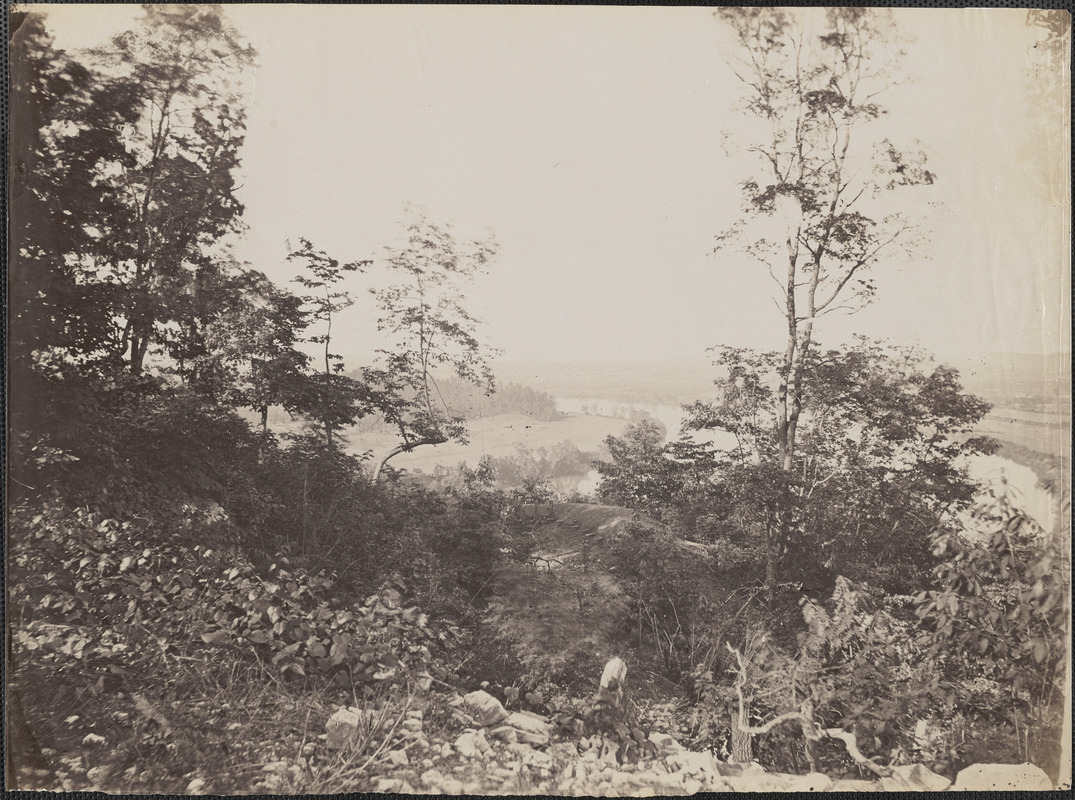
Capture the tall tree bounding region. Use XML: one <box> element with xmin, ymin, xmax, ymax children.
<box><xmin>714</xmin><ymin>7</ymin><xmax>934</xmax><ymax>472</ymax></box>
<box><xmin>198</xmin><ymin>269</ymin><xmax>312</xmax><ymax>433</ymax></box>
<box><xmin>287</xmin><ymin>238</ymin><xmax>372</xmax><ymax>448</ymax></box>
<box><xmin>20</xmin><ymin>5</ymin><xmax>257</xmax><ymax>377</ymax></box>
<box><xmin>8</xmin><ymin>13</ymin><xmax>140</xmax><ymax>376</ymax></box>
<box><xmin>711</xmin><ymin>8</ymin><xmax>935</xmax><ymax>598</ymax></box>
<box><xmin>368</xmin><ymin>211</ymin><xmax>500</xmax><ymax>480</ymax></box>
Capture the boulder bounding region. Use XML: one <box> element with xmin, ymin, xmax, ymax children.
<box><xmin>500</xmin><ymin>710</ymin><xmax>553</xmax><ymax>746</ymax></box>
<box><xmin>665</xmin><ymin>749</ymin><xmax>718</xmax><ymax>777</ymax></box>
<box><xmin>880</xmin><ymin>763</ymin><xmax>951</xmax><ymax>791</ymax></box>
<box><xmin>325</xmin><ymin>707</ymin><xmax>369</xmax><ymax>750</ymax></box>
<box><xmin>507</xmin><ymin>710</ymin><xmax>553</xmax><ymax>735</ymax></box>
<box><xmin>463</xmin><ymin>690</ymin><xmax>509</xmax><ymax>727</ymax></box>
<box><xmin>647</xmin><ymin>732</ymin><xmax>684</xmax><ymax>757</ymax></box>
<box><xmin>712</xmin><ymin>760</ymin><xmax>765</xmax><ymax>778</ymax></box>
<box><xmin>951</xmin><ymin>763</ymin><xmax>1053</xmax><ymax>791</ymax></box>
<box><xmin>454</xmin><ymin>731</ymin><xmax>491</xmax><ymax>759</ymax></box>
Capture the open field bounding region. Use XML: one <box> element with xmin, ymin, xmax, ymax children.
<box><xmin>975</xmin><ymin>407</ymin><xmax>1070</xmax><ymax>462</ymax></box>
<box><xmin>346</xmin><ymin>413</ymin><xmax>630</xmax><ymax>475</ymax></box>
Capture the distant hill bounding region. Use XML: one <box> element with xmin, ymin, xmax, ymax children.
<box><xmin>493</xmin><ymin>359</ymin><xmax>717</xmax><ymax>405</ymax></box>
<box><xmin>495</xmin><ymin>352</ymin><xmax>1071</xmax><ymax>412</ymax></box>
<box><xmin>939</xmin><ymin>351</ymin><xmax>1071</xmax><ymax>413</ymax></box>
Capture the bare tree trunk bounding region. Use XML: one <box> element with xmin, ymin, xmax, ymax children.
<box><xmin>731</xmin><ymin>698</ymin><xmax>754</xmax><ymax>763</ymax></box>
<box><xmin>372</xmin><ymin>435</ymin><xmax>447</xmax><ymax>481</ymax></box>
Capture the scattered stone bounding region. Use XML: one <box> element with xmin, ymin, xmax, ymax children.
<box><xmin>386</xmin><ymin>749</ymin><xmax>409</xmax><ymax>766</ymax></box>
<box><xmin>375</xmin><ymin>778</ymin><xmax>402</xmax><ymax>793</ymax></box>
<box><xmin>420</xmin><ymin>768</ymin><xmax>445</xmax><ymax>787</ymax></box>
<box><xmin>681</xmin><ymin>777</ymin><xmax>703</xmax><ymax>794</ymax></box>
<box><xmin>713</xmin><ymin>759</ymin><xmax>765</xmax><ymax>778</ymax></box>
<box><xmin>783</xmin><ymin>771</ymin><xmax>834</xmax><ymax>792</ymax></box>
<box><xmin>881</xmin><ymin>763</ymin><xmax>951</xmax><ymax>791</ymax></box>
<box><xmin>951</xmin><ymin>763</ymin><xmax>1053</xmax><ymax>791</ymax></box>
<box><xmin>830</xmin><ymin>778</ymin><xmax>880</xmax><ymax>791</ymax></box>
<box><xmin>463</xmin><ymin>690</ymin><xmax>509</xmax><ymax>726</ymax></box>
<box><xmin>647</xmin><ymin>732</ymin><xmax>683</xmax><ymax>757</ymax></box>
<box><xmin>489</xmin><ymin>725</ymin><xmax>519</xmax><ymax>744</ymax></box>
<box><xmin>440</xmin><ymin>743</ymin><xmax>454</xmax><ymax>758</ymax></box>
<box><xmin>546</xmin><ymin>741</ymin><xmax>579</xmax><ymax>761</ymax></box>
<box><xmin>185</xmin><ymin>777</ymin><xmax>206</xmax><ymax>794</ymax></box>
<box><xmin>454</xmin><ymin>731</ymin><xmax>491</xmax><ymax>759</ymax></box>
<box><xmin>402</xmin><ymin>718</ymin><xmax>423</xmax><ymax>733</ymax></box>
<box><xmin>80</xmin><ymin>733</ymin><xmax>108</xmax><ymax>768</ymax></box>
<box><xmin>325</xmin><ymin>707</ymin><xmax>369</xmax><ymax>750</ymax></box>
<box><xmin>441</xmin><ymin>778</ymin><xmax>465</xmax><ymax>794</ymax></box>
<box><xmin>666</xmin><ymin>749</ymin><xmax>717</xmax><ymax>777</ymax></box>
<box><xmin>420</xmin><ymin>757</ymin><xmax>435</xmax><ymax>769</ymax></box>
<box><xmin>86</xmin><ymin>765</ymin><xmax>114</xmax><ymax>786</ymax></box>
<box><xmin>508</xmin><ymin>710</ymin><xmax>553</xmax><ymax>734</ymax></box>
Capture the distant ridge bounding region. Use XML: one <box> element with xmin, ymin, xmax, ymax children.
<box><xmin>493</xmin><ymin>351</ymin><xmax>1072</xmax><ymax>410</ymax></box>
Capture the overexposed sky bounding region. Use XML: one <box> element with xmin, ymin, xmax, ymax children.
<box><xmin>23</xmin><ymin>5</ymin><xmax>1072</xmax><ymax>366</ymax></box>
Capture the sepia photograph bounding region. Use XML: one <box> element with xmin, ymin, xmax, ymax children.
<box><xmin>6</xmin><ymin>3</ymin><xmax>1071</xmax><ymax>793</ymax></box>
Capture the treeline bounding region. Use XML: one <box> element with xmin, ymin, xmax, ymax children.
<box><xmin>7</xmin><ymin>8</ymin><xmax>528</xmax><ymax>790</ymax></box>
<box><xmin>9</xmin><ymin>7</ymin><xmax>500</xmax><ymax>484</ymax></box>
<box><xmin>439</xmin><ymin>379</ymin><xmax>561</xmax><ymax>421</ymax></box>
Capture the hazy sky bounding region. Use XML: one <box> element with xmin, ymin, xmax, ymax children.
<box><xmin>27</xmin><ymin>5</ymin><xmax>1072</xmax><ymax>367</ymax></box>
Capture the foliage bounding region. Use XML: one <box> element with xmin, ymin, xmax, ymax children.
<box><xmin>366</xmin><ymin>209</ymin><xmax>500</xmax><ymax>479</ymax></box>
<box><xmin>489</xmin><ymin>441</ymin><xmax>593</xmax><ymax>491</ymax></box>
<box><xmin>593</xmin><ymin>420</ymin><xmax>717</xmax><ymax>516</ymax></box>
<box><xmin>714</xmin><ymin>7</ymin><xmax>935</xmax><ymax>476</ymax></box>
<box><xmin>685</xmin><ymin>340</ymin><xmax>997</xmax><ymax>597</ymax></box>
<box><xmin>691</xmin><ymin>578</ymin><xmax>942</xmax><ymax>776</ymax></box>
<box><xmin>287</xmin><ymin>238</ymin><xmax>373</xmax><ymax>446</ymax></box>
<box><xmin>915</xmin><ymin>481</ymin><xmax>1069</xmax><ymax>775</ymax></box>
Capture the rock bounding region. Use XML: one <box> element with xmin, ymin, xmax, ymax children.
<box><xmin>420</xmin><ymin>768</ymin><xmax>445</xmax><ymax>787</ymax></box>
<box><xmin>325</xmin><ymin>707</ymin><xmax>369</xmax><ymax>750</ymax></box>
<box><xmin>497</xmin><ymin>710</ymin><xmax>552</xmax><ymax>746</ymax></box>
<box><xmin>783</xmin><ymin>772</ymin><xmax>833</xmax><ymax>792</ymax></box>
<box><xmin>402</xmin><ymin>718</ymin><xmax>423</xmax><ymax>733</ymax></box>
<box><xmin>666</xmin><ymin>749</ymin><xmax>718</xmax><ymax>777</ymax></box>
<box><xmin>489</xmin><ymin>725</ymin><xmax>518</xmax><ymax>744</ymax></box>
<box><xmin>185</xmin><ymin>778</ymin><xmax>206</xmax><ymax>794</ymax></box>
<box><xmin>647</xmin><ymin>732</ymin><xmax>683</xmax><ymax>757</ymax></box>
<box><xmin>546</xmin><ymin>741</ymin><xmax>579</xmax><ymax>761</ymax></box>
<box><xmin>441</xmin><ymin>778</ymin><xmax>465</xmax><ymax>794</ymax></box>
<box><xmin>881</xmin><ymin>763</ymin><xmax>950</xmax><ymax>791</ymax></box>
<box><xmin>80</xmin><ymin>733</ymin><xmax>108</xmax><ymax>769</ymax></box>
<box><xmin>713</xmin><ymin>760</ymin><xmax>765</xmax><ymax>777</ymax></box>
<box><xmin>680</xmin><ymin>777</ymin><xmax>703</xmax><ymax>794</ymax></box>
<box><xmin>375</xmin><ymin>778</ymin><xmax>402</xmax><ymax>793</ymax></box>
<box><xmin>463</xmin><ymin>690</ymin><xmax>509</xmax><ymax>726</ymax></box>
<box><xmin>508</xmin><ymin>710</ymin><xmax>553</xmax><ymax>734</ymax></box>
<box><xmin>86</xmin><ymin>765</ymin><xmax>114</xmax><ymax>786</ymax></box>
<box><xmin>831</xmin><ymin>778</ymin><xmax>880</xmax><ymax>792</ymax></box>
<box><xmin>951</xmin><ymin>763</ymin><xmax>1053</xmax><ymax>791</ymax></box>
<box><xmin>386</xmin><ymin>749</ymin><xmax>409</xmax><ymax>766</ymax></box>
<box><xmin>595</xmin><ymin>657</ymin><xmax>628</xmax><ymax>710</ymax></box>
<box><xmin>454</xmin><ymin>731</ymin><xmax>491</xmax><ymax>759</ymax></box>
